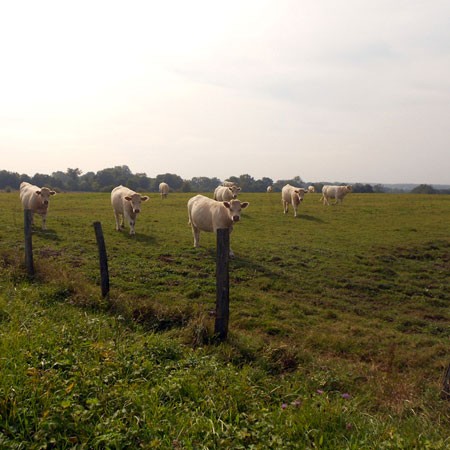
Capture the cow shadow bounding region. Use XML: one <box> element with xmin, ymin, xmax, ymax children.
<box><xmin>33</xmin><ymin>228</ymin><xmax>61</xmax><ymax>241</ymax></box>
<box><xmin>117</xmin><ymin>231</ymin><xmax>156</xmax><ymax>245</ymax></box>
<box><xmin>299</xmin><ymin>215</ymin><xmax>326</xmax><ymax>224</ymax></box>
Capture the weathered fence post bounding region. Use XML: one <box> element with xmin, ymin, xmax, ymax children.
<box><xmin>93</xmin><ymin>221</ymin><xmax>110</xmax><ymax>297</ymax></box>
<box><xmin>442</xmin><ymin>363</ymin><xmax>450</xmax><ymax>400</ymax></box>
<box><xmin>215</xmin><ymin>228</ymin><xmax>230</xmax><ymax>340</ymax></box>
<box><xmin>24</xmin><ymin>209</ymin><xmax>34</xmax><ymax>277</ymax></box>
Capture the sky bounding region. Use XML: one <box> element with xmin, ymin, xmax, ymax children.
<box><xmin>1</xmin><ymin>0</ymin><xmax>449</xmax><ymax>184</ymax></box>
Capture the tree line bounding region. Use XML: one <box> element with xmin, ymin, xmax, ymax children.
<box><xmin>0</xmin><ymin>166</ymin><xmax>447</xmax><ymax>194</ymax></box>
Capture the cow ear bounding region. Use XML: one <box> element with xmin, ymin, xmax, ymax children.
<box><xmin>140</xmin><ymin>196</ymin><xmax>149</xmax><ymax>201</ymax></box>
<box><xmin>124</xmin><ymin>196</ymin><xmax>132</xmax><ymax>201</ymax></box>
<box><xmin>237</xmin><ymin>187</ymin><xmax>241</xmax><ymax>191</ymax></box>
<box><xmin>36</xmin><ymin>190</ymin><xmax>41</xmax><ymax>195</ymax></box>
<box><xmin>50</xmin><ymin>191</ymin><xmax>56</xmax><ymax>195</ymax></box>
<box><xmin>294</xmin><ymin>190</ymin><xmax>300</xmax><ymax>194</ymax></box>
<box><xmin>241</xmin><ymin>202</ymin><xmax>249</xmax><ymax>208</ymax></box>
<box><xmin>223</xmin><ymin>202</ymin><xmax>231</xmax><ymax>209</ymax></box>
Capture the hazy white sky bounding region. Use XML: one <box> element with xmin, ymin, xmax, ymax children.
<box><xmin>1</xmin><ymin>0</ymin><xmax>449</xmax><ymax>183</ymax></box>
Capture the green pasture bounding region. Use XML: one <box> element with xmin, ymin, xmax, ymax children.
<box><xmin>0</xmin><ymin>191</ymin><xmax>449</xmax><ymax>447</ymax></box>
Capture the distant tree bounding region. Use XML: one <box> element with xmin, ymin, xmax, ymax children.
<box><xmin>411</xmin><ymin>184</ymin><xmax>436</xmax><ymax>194</ymax></box>
<box><xmin>0</xmin><ymin>170</ymin><xmax>20</xmax><ymax>189</ymax></box>
<box><xmin>189</xmin><ymin>177</ymin><xmax>221</xmax><ymax>192</ymax></box>
<box><xmin>181</xmin><ymin>181</ymin><xmax>192</xmax><ymax>192</ymax></box>
<box><xmin>66</xmin><ymin>168</ymin><xmax>82</xmax><ymax>191</ymax></box>
<box><xmin>32</xmin><ymin>173</ymin><xmax>53</xmax><ymax>187</ymax></box>
<box><xmin>373</xmin><ymin>184</ymin><xmax>385</xmax><ymax>193</ymax></box>
<box><xmin>238</xmin><ymin>174</ymin><xmax>255</xmax><ymax>192</ymax></box>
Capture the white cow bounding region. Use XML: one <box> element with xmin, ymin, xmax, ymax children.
<box><xmin>321</xmin><ymin>185</ymin><xmax>352</xmax><ymax>206</ymax></box>
<box><xmin>308</xmin><ymin>185</ymin><xmax>315</xmax><ymax>193</ymax></box>
<box><xmin>214</xmin><ymin>185</ymin><xmax>241</xmax><ymax>201</ymax></box>
<box><xmin>223</xmin><ymin>180</ymin><xmax>237</xmax><ymax>187</ymax></box>
<box><xmin>159</xmin><ymin>182</ymin><xmax>169</xmax><ymax>199</ymax></box>
<box><xmin>267</xmin><ymin>186</ymin><xmax>272</xmax><ymax>193</ymax></box>
<box><xmin>20</xmin><ymin>182</ymin><xmax>56</xmax><ymax>230</ymax></box>
<box><xmin>281</xmin><ymin>184</ymin><xmax>308</xmax><ymax>217</ymax></box>
<box><xmin>111</xmin><ymin>185</ymin><xmax>149</xmax><ymax>235</ymax></box>
<box><xmin>187</xmin><ymin>195</ymin><xmax>249</xmax><ymax>257</ymax></box>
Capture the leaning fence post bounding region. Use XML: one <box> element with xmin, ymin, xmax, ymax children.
<box><xmin>24</xmin><ymin>209</ymin><xmax>34</xmax><ymax>277</ymax></box>
<box><xmin>93</xmin><ymin>221</ymin><xmax>110</xmax><ymax>297</ymax></box>
<box><xmin>442</xmin><ymin>363</ymin><xmax>450</xmax><ymax>400</ymax></box>
<box><xmin>215</xmin><ymin>228</ymin><xmax>230</xmax><ymax>340</ymax></box>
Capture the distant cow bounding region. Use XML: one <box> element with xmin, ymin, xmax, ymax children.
<box><xmin>267</xmin><ymin>186</ymin><xmax>272</xmax><ymax>193</ymax></box>
<box><xmin>281</xmin><ymin>184</ymin><xmax>308</xmax><ymax>217</ymax></box>
<box><xmin>214</xmin><ymin>185</ymin><xmax>241</xmax><ymax>202</ymax></box>
<box><xmin>187</xmin><ymin>194</ymin><xmax>249</xmax><ymax>257</ymax></box>
<box><xmin>321</xmin><ymin>185</ymin><xmax>352</xmax><ymax>206</ymax></box>
<box><xmin>223</xmin><ymin>180</ymin><xmax>237</xmax><ymax>187</ymax></box>
<box><xmin>159</xmin><ymin>182</ymin><xmax>169</xmax><ymax>199</ymax></box>
<box><xmin>308</xmin><ymin>185</ymin><xmax>315</xmax><ymax>193</ymax></box>
<box><xmin>111</xmin><ymin>185</ymin><xmax>149</xmax><ymax>235</ymax></box>
<box><xmin>20</xmin><ymin>182</ymin><xmax>56</xmax><ymax>230</ymax></box>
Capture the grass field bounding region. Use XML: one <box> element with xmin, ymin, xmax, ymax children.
<box><xmin>0</xmin><ymin>191</ymin><xmax>449</xmax><ymax>448</ymax></box>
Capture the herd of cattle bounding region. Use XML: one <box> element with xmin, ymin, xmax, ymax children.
<box><xmin>19</xmin><ymin>180</ymin><xmax>352</xmax><ymax>257</ymax></box>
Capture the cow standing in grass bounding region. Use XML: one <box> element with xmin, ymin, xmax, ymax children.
<box><xmin>159</xmin><ymin>182</ymin><xmax>169</xmax><ymax>199</ymax></box>
<box><xmin>187</xmin><ymin>195</ymin><xmax>249</xmax><ymax>258</ymax></box>
<box><xmin>281</xmin><ymin>184</ymin><xmax>308</xmax><ymax>218</ymax></box>
<box><xmin>20</xmin><ymin>182</ymin><xmax>56</xmax><ymax>230</ymax></box>
<box><xmin>321</xmin><ymin>185</ymin><xmax>352</xmax><ymax>206</ymax></box>
<box><xmin>111</xmin><ymin>185</ymin><xmax>149</xmax><ymax>235</ymax></box>
<box><xmin>214</xmin><ymin>185</ymin><xmax>241</xmax><ymax>202</ymax></box>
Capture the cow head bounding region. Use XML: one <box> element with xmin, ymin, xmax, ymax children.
<box><xmin>346</xmin><ymin>185</ymin><xmax>352</xmax><ymax>192</ymax></box>
<box><xmin>228</xmin><ymin>185</ymin><xmax>241</xmax><ymax>199</ymax></box>
<box><xmin>223</xmin><ymin>199</ymin><xmax>249</xmax><ymax>223</ymax></box>
<box><xmin>294</xmin><ymin>188</ymin><xmax>307</xmax><ymax>202</ymax></box>
<box><xmin>124</xmin><ymin>193</ymin><xmax>149</xmax><ymax>214</ymax></box>
<box><xmin>35</xmin><ymin>187</ymin><xmax>56</xmax><ymax>206</ymax></box>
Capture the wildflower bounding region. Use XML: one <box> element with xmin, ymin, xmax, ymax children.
<box><xmin>346</xmin><ymin>423</ymin><xmax>352</xmax><ymax>430</ymax></box>
<box><xmin>294</xmin><ymin>401</ymin><xmax>301</xmax><ymax>406</ymax></box>
<box><xmin>281</xmin><ymin>403</ymin><xmax>287</xmax><ymax>409</ymax></box>
<box><xmin>316</xmin><ymin>389</ymin><xmax>325</xmax><ymax>395</ymax></box>
<box><xmin>342</xmin><ymin>393</ymin><xmax>351</xmax><ymax>399</ymax></box>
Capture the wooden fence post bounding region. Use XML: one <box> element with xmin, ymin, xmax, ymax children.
<box><xmin>93</xmin><ymin>222</ymin><xmax>110</xmax><ymax>297</ymax></box>
<box><xmin>442</xmin><ymin>363</ymin><xmax>450</xmax><ymax>400</ymax></box>
<box><xmin>24</xmin><ymin>209</ymin><xmax>34</xmax><ymax>277</ymax></box>
<box><xmin>215</xmin><ymin>228</ymin><xmax>230</xmax><ymax>340</ymax></box>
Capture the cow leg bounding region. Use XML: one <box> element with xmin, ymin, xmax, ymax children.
<box><xmin>42</xmin><ymin>214</ymin><xmax>47</xmax><ymax>230</ymax></box>
<box><xmin>283</xmin><ymin>201</ymin><xmax>288</xmax><ymax>214</ymax></box>
<box><xmin>324</xmin><ymin>196</ymin><xmax>329</xmax><ymax>206</ymax></box>
<box><xmin>293</xmin><ymin>204</ymin><xmax>298</xmax><ymax>217</ymax></box>
<box><xmin>192</xmin><ymin>226</ymin><xmax>200</xmax><ymax>248</ymax></box>
<box><xmin>114</xmin><ymin>212</ymin><xmax>121</xmax><ymax>231</ymax></box>
<box><xmin>31</xmin><ymin>212</ymin><xmax>35</xmax><ymax>225</ymax></box>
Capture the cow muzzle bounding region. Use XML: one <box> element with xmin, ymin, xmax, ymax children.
<box><xmin>232</xmin><ymin>216</ymin><xmax>240</xmax><ymax>222</ymax></box>
<box><xmin>133</xmin><ymin>209</ymin><xmax>140</xmax><ymax>214</ymax></box>
<box><xmin>43</xmin><ymin>200</ymin><xmax>49</xmax><ymax>205</ymax></box>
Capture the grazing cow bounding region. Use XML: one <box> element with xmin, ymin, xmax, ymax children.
<box><xmin>159</xmin><ymin>182</ymin><xmax>169</xmax><ymax>199</ymax></box>
<box><xmin>214</xmin><ymin>185</ymin><xmax>241</xmax><ymax>201</ymax></box>
<box><xmin>281</xmin><ymin>184</ymin><xmax>308</xmax><ymax>217</ymax></box>
<box><xmin>111</xmin><ymin>185</ymin><xmax>149</xmax><ymax>235</ymax></box>
<box><xmin>19</xmin><ymin>182</ymin><xmax>56</xmax><ymax>230</ymax></box>
<box><xmin>308</xmin><ymin>185</ymin><xmax>315</xmax><ymax>193</ymax></box>
<box><xmin>267</xmin><ymin>186</ymin><xmax>272</xmax><ymax>193</ymax></box>
<box><xmin>321</xmin><ymin>185</ymin><xmax>352</xmax><ymax>206</ymax></box>
<box><xmin>223</xmin><ymin>180</ymin><xmax>237</xmax><ymax>187</ymax></box>
<box><xmin>187</xmin><ymin>194</ymin><xmax>249</xmax><ymax>257</ymax></box>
